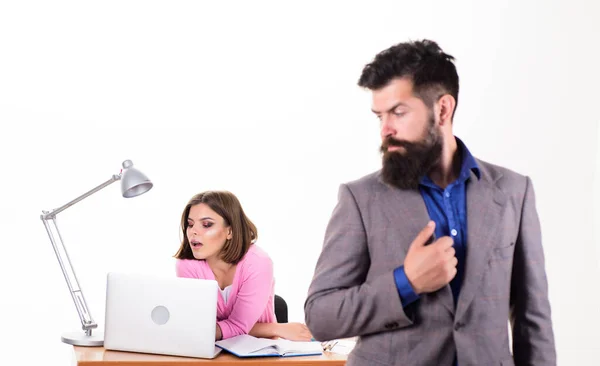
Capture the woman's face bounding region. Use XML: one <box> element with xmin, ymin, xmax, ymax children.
<box><xmin>186</xmin><ymin>203</ymin><xmax>231</xmax><ymax>261</ymax></box>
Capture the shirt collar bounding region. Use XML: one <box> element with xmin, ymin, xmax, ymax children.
<box><xmin>456</xmin><ymin>136</ymin><xmax>480</xmax><ymax>181</ymax></box>
<box><xmin>420</xmin><ymin>136</ymin><xmax>480</xmax><ymax>187</ymax></box>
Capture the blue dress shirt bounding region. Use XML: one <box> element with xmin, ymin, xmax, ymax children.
<box><xmin>391</xmin><ymin>137</ymin><xmax>479</xmax><ymax>366</ymax></box>
<box><xmin>393</xmin><ymin>137</ymin><xmax>480</xmax><ymax>306</ymax></box>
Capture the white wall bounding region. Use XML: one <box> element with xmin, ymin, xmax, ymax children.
<box><xmin>595</xmin><ymin>121</ymin><xmax>600</xmax><ymax>306</ymax></box>
<box><xmin>1</xmin><ymin>1</ymin><xmax>599</xmax><ymax>365</ymax></box>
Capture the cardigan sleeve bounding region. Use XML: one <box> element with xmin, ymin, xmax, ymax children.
<box><xmin>217</xmin><ymin>251</ymin><xmax>274</xmax><ymax>339</ymax></box>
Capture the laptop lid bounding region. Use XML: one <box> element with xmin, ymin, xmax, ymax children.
<box><xmin>104</xmin><ymin>272</ymin><xmax>221</xmax><ymax>359</ymax></box>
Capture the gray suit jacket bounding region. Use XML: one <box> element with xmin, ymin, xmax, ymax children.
<box><xmin>304</xmin><ymin>159</ymin><xmax>556</xmax><ymax>366</ymax></box>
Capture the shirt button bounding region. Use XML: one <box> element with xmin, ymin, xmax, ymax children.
<box><xmin>445</xmin><ymin>191</ymin><xmax>450</xmax><ymax>198</ymax></box>
<box><xmin>451</xmin><ymin>229</ymin><xmax>458</xmax><ymax>237</ymax></box>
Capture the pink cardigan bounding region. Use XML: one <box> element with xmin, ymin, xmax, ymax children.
<box><xmin>175</xmin><ymin>244</ymin><xmax>277</xmax><ymax>339</ymax></box>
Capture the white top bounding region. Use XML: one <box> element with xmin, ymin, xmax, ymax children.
<box><xmin>220</xmin><ymin>285</ymin><xmax>232</xmax><ymax>304</ymax></box>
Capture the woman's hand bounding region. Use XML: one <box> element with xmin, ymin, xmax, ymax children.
<box><xmin>215</xmin><ymin>323</ymin><xmax>223</xmax><ymax>341</ymax></box>
<box><xmin>276</xmin><ymin>322</ymin><xmax>313</xmax><ymax>341</ymax></box>
<box><xmin>249</xmin><ymin>322</ymin><xmax>313</xmax><ymax>341</ymax></box>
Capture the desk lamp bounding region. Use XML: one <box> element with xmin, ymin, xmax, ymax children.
<box><xmin>40</xmin><ymin>159</ymin><xmax>153</xmax><ymax>346</ymax></box>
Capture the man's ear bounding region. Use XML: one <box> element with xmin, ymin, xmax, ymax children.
<box><xmin>437</xmin><ymin>94</ymin><xmax>456</xmax><ymax>126</ymax></box>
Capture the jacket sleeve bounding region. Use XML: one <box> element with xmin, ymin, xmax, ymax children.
<box><xmin>510</xmin><ymin>177</ymin><xmax>556</xmax><ymax>365</ymax></box>
<box><xmin>304</xmin><ymin>184</ymin><xmax>414</xmax><ymax>341</ymax></box>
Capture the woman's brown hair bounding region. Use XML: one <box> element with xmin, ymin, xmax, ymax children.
<box><xmin>173</xmin><ymin>191</ymin><xmax>257</xmax><ymax>264</ymax></box>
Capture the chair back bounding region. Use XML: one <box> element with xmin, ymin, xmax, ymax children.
<box><xmin>274</xmin><ymin>294</ymin><xmax>288</xmax><ymax>323</ymax></box>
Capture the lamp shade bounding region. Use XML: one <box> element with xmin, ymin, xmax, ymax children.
<box><xmin>120</xmin><ymin>160</ymin><xmax>153</xmax><ymax>198</ymax></box>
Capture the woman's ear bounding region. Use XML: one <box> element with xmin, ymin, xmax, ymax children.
<box><xmin>226</xmin><ymin>228</ymin><xmax>232</xmax><ymax>240</ymax></box>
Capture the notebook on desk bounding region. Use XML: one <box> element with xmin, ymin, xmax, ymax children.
<box><xmin>216</xmin><ymin>334</ymin><xmax>323</xmax><ymax>357</ymax></box>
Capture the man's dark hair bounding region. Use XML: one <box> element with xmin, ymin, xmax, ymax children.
<box><xmin>358</xmin><ymin>39</ymin><xmax>459</xmax><ymax>117</ymax></box>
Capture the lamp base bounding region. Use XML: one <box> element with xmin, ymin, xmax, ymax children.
<box><xmin>61</xmin><ymin>331</ymin><xmax>104</xmax><ymax>347</ymax></box>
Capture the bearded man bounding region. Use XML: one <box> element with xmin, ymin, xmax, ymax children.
<box><xmin>304</xmin><ymin>39</ymin><xmax>556</xmax><ymax>366</ymax></box>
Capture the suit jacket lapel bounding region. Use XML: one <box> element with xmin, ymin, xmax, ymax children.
<box><xmin>377</xmin><ymin>175</ymin><xmax>455</xmax><ymax>316</ymax></box>
<box><xmin>378</xmin><ymin>183</ymin><xmax>429</xmax><ymax>251</ymax></box>
<box><xmin>455</xmin><ymin>169</ymin><xmax>506</xmax><ymax>320</ymax></box>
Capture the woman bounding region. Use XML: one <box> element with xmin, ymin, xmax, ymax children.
<box><xmin>174</xmin><ymin>190</ymin><xmax>312</xmax><ymax>341</ymax></box>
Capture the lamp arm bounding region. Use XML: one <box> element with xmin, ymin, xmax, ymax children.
<box><xmin>40</xmin><ymin>174</ymin><xmax>121</xmax><ymax>335</ymax></box>
<box><xmin>42</xmin><ymin>174</ymin><xmax>121</xmax><ymax>219</ymax></box>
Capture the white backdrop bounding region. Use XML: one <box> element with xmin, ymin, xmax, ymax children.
<box><xmin>1</xmin><ymin>1</ymin><xmax>599</xmax><ymax>365</ymax></box>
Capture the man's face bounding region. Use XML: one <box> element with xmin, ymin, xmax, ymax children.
<box><xmin>371</xmin><ymin>78</ymin><xmax>443</xmax><ymax>189</ymax></box>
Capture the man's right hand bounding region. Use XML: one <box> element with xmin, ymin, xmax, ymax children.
<box><xmin>404</xmin><ymin>221</ymin><xmax>457</xmax><ymax>294</ymax></box>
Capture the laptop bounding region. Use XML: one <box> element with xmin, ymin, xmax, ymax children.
<box><xmin>104</xmin><ymin>272</ymin><xmax>222</xmax><ymax>359</ymax></box>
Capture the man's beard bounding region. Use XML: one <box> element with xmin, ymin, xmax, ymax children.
<box><xmin>380</xmin><ymin>120</ymin><xmax>443</xmax><ymax>190</ymax></box>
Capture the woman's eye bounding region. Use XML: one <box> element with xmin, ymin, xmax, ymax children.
<box><xmin>202</xmin><ymin>222</ymin><xmax>213</xmax><ymax>228</ymax></box>
<box><xmin>187</xmin><ymin>223</ymin><xmax>194</xmax><ymax>228</ymax></box>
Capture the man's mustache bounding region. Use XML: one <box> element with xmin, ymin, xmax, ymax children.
<box><xmin>380</xmin><ymin>137</ymin><xmax>418</xmax><ymax>153</ymax></box>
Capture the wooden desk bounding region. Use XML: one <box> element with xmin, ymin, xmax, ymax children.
<box><xmin>73</xmin><ymin>347</ymin><xmax>348</xmax><ymax>366</ymax></box>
